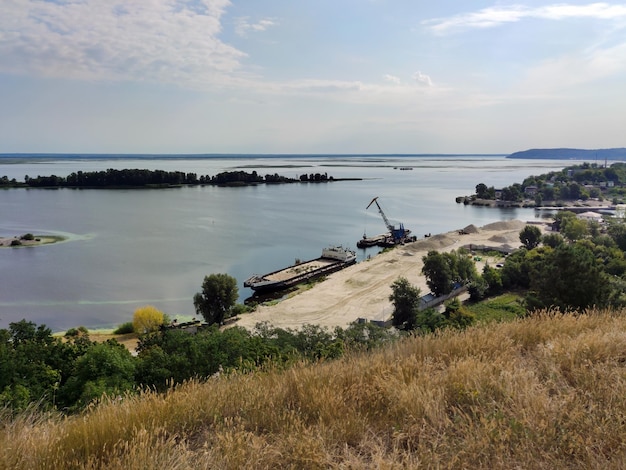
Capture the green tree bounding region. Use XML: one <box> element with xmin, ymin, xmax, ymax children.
<box><xmin>482</xmin><ymin>264</ymin><xmax>503</xmax><ymax>295</ymax></box>
<box><xmin>453</xmin><ymin>249</ymin><xmax>479</xmax><ymax>285</ymax></box>
<box><xmin>414</xmin><ymin>308</ymin><xmax>446</xmax><ymax>334</ymax></box>
<box><xmin>60</xmin><ymin>340</ymin><xmax>136</xmax><ymax>409</ymax></box>
<box><xmin>389</xmin><ymin>277</ymin><xmax>421</xmax><ymax>329</ymax></box>
<box><xmin>422</xmin><ymin>250</ymin><xmax>454</xmax><ymax>296</ymax></box>
<box><xmin>553</xmin><ymin>210</ymin><xmax>577</xmax><ymax>232</ymax></box>
<box><xmin>519</xmin><ymin>225</ymin><xmax>542</xmax><ymax>249</ymax></box>
<box><xmin>527</xmin><ymin>242</ymin><xmax>609</xmax><ymax>312</ymax></box>
<box><xmin>562</xmin><ymin>217</ymin><xmax>589</xmax><ymax>241</ymax></box>
<box><xmin>0</xmin><ymin>320</ymin><xmax>87</xmax><ymax>411</ymax></box>
<box><xmin>607</xmin><ymin>222</ymin><xmax>626</xmax><ymax>251</ymax></box>
<box><xmin>193</xmin><ymin>273</ymin><xmax>239</xmax><ymax>325</ymax></box>
<box><xmin>569</xmin><ymin>182</ymin><xmax>583</xmax><ymax>200</ymax></box>
<box><xmin>500</xmin><ymin>249</ymin><xmax>532</xmax><ymax>289</ymax></box>
<box><xmin>475</xmin><ymin>183</ymin><xmax>490</xmax><ymax>199</ymax></box>
<box><xmin>542</xmin><ymin>232</ymin><xmax>565</xmax><ymax>248</ymax></box>
<box><xmin>467</xmin><ymin>276</ymin><xmax>489</xmax><ymax>301</ymax></box>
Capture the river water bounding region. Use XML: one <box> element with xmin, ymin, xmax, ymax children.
<box><xmin>0</xmin><ymin>155</ymin><xmax>570</xmax><ymax>331</ymax></box>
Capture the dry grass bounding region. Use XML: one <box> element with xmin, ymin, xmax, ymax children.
<box><xmin>4</xmin><ymin>308</ymin><xmax>626</xmax><ymax>469</ymax></box>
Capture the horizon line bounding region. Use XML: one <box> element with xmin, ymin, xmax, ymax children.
<box><xmin>0</xmin><ymin>152</ymin><xmax>511</xmax><ymax>159</ymax></box>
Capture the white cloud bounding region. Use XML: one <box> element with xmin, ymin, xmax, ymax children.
<box><xmin>383</xmin><ymin>74</ymin><xmax>401</xmax><ymax>84</ymax></box>
<box><xmin>234</xmin><ymin>17</ymin><xmax>278</xmax><ymax>37</ymax></box>
<box><xmin>413</xmin><ymin>71</ymin><xmax>433</xmax><ymax>87</ymax></box>
<box><xmin>426</xmin><ymin>3</ymin><xmax>626</xmax><ymax>34</ymax></box>
<box><xmin>519</xmin><ymin>40</ymin><xmax>626</xmax><ymax>90</ymax></box>
<box><xmin>0</xmin><ymin>0</ymin><xmax>245</xmax><ymax>85</ymax></box>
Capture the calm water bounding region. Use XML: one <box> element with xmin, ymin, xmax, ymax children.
<box><xmin>0</xmin><ymin>155</ymin><xmax>570</xmax><ymax>331</ymax></box>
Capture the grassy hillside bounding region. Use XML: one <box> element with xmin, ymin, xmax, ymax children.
<box><xmin>3</xmin><ymin>309</ymin><xmax>626</xmax><ymax>469</ymax></box>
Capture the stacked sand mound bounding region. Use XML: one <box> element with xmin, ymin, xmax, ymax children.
<box><xmin>462</xmin><ymin>224</ymin><xmax>480</xmax><ymax>234</ymax></box>
<box><xmin>482</xmin><ymin>220</ymin><xmax>527</xmax><ymax>231</ymax></box>
<box><xmin>489</xmin><ymin>232</ymin><xmax>520</xmax><ymax>244</ymax></box>
<box><xmin>405</xmin><ymin>233</ymin><xmax>457</xmax><ymax>252</ymax></box>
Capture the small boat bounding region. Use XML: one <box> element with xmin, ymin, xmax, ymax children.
<box><xmin>244</xmin><ymin>246</ymin><xmax>356</xmax><ymax>293</ymax></box>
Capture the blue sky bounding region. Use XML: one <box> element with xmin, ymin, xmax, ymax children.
<box><xmin>1</xmin><ymin>0</ymin><xmax>625</xmax><ymax>154</ymax></box>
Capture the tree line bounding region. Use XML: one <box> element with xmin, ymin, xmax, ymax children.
<box><xmin>0</xmin><ymin>169</ymin><xmax>337</xmax><ymax>188</ymax></box>
<box><xmin>472</xmin><ymin>161</ymin><xmax>626</xmax><ymax>204</ymax></box>
<box><xmin>0</xmin><ymin>317</ymin><xmax>396</xmax><ymax>413</ymax></box>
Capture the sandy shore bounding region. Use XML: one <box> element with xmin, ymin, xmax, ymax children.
<box><xmin>235</xmin><ymin>220</ymin><xmax>546</xmax><ymax>331</ymax></box>
<box><xmin>0</xmin><ymin>235</ymin><xmax>63</xmax><ymax>247</ymax></box>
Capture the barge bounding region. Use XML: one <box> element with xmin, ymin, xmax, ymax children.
<box><xmin>244</xmin><ymin>245</ymin><xmax>356</xmax><ymax>293</ymax></box>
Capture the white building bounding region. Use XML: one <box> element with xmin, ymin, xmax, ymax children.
<box><xmin>577</xmin><ymin>211</ymin><xmax>604</xmax><ymax>223</ymax></box>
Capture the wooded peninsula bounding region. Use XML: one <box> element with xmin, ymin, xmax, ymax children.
<box><xmin>460</xmin><ymin>161</ymin><xmax>626</xmax><ymax>207</ymax></box>
<box><xmin>0</xmin><ymin>168</ymin><xmax>357</xmax><ymax>188</ymax></box>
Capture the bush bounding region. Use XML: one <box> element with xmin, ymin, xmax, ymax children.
<box><xmin>10</xmin><ymin>239</ymin><xmax>22</xmax><ymax>246</ymax></box>
<box><xmin>20</xmin><ymin>233</ymin><xmax>35</xmax><ymax>241</ymax></box>
<box><xmin>65</xmin><ymin>326</ymin><xmax>89</xmax><ymax>338</ymax></box>
<box><xmin>113</xmin><ymin>322</ymin><xmax>134</xmax><ymax>335</ymax></box>
<box><xmin>133</xmin><ymin>306</ymin><xmax>165</xmax><ymax>335</ymax></box>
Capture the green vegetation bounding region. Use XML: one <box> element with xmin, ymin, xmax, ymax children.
<box><xmin>4</xmin><ymin>310</ymin><xmax>626</xmax><ymax>468</ymax></box>
<box><xmin>465</xmin><ymin>293</ymin><xmax>525</xmax><ymax>323</ymax></box>
<box><xmin>389</xmin><ymin>275</ymin><xmax>477</xmax><ymax>334</ymax></box>
<box><xmin>112</xmin><ymin>322</ymin><xmax>134</xmax><ymax>335</ymax></box>
<box><xmin>0</xmin><ymin>317</ymin><xmax>397</xmax><ymax>413</ymax></box>
<box><xmin>0</xmin><ymin>169</ymin><xmax>338</xmax><ymax>188</ymax></box>
<box><xmin>471</xmin><ymin>161</ymin><xmax>626</xmax><ymax>204</ymax></box>
<box><xmin>421</xmin><ymin>248</ymin><xmax>478</xmax><ymax>296</ymax></box>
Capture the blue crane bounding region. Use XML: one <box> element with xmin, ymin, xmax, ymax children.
<box><xmin>366</xmin><ymin>197</ymin><xmax>410</xmax><ymax>243</ymax></box>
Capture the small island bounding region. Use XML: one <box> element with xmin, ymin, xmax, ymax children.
<box><xmin>0</xmin><ymin>168</ymin><xmax>360</xmax><ymax>189</ymax></box>
<box><xmin>0</xmin><ymin>233</ymin><xmax>65</xmax><ymax>247</ymax></box>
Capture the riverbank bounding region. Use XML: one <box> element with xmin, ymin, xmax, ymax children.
<box><xmin>457</xmin><ymin>196</ymin><xmax>616</xmax><ymax>211</ymax></box>
<box><xmin>235</xmin><ymin>219</ymin><xmax>545</xmax><ymax>331</ymax></box>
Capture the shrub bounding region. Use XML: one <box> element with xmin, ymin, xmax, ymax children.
<box><xmin>65</xmin><ymin>326</ymin><xmax>89</xmax><ymax>338</ymax></box>
<box><xmin>113</xmin><ymin>322</ymin><xmax>135</xmax><ymax>335</ymax></box>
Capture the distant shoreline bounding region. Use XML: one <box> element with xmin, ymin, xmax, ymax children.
<box><xmin>507</xmin><ymin>148</ymin><xmax>626</xmax><ymax>160</ymax></box>
<box><xmin>0</xmin><ymin>153</ymin><xmax>508</xmax><ymax>161</ymax></box>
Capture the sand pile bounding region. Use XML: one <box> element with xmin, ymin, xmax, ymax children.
<box><xmin>462</xmin><ymin>224</ymin><xmax>480</xmax><ymax>234</ymax></box>
<box><xmin>482</xmin><ymin>220</ymin><xmax>527</xmax><ymax>231</ymax></box>
<box><xmin>405</xmin><ymin>233</ymin><xmax>457</xmax><ymax>252</ymax></box>
<box><xmin>489</xmin><ymin>233</ymin><xmax>520</xmax><ymax>244</ymax></box>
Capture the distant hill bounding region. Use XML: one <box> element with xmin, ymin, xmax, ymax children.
<box><xmin>508</xmin><ymin>148</ymin><xmax>626</xmax><ymax>160</ymax></box>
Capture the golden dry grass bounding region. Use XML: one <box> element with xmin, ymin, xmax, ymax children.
<box><xmin>4</xmin><ymin>308</ymin><xmax>626</xmax><ymax>469</ymax></box>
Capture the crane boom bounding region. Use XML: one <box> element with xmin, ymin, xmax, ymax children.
<box><xmin>360</xmin><ymin>196</ymin><xmax>412</xmax><ymax>248</ymax></box>
<box><xmin>366</xmin><ymin>197</ymin><xmax>393</xmax><ymax>232</ymax></box>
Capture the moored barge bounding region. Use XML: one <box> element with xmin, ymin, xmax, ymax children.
<box><xmin>244</xmin><ymin>246</ymin><xmax>356</xmax><ymax>293</ymax></box>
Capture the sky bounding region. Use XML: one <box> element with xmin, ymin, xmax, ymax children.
<box><xmin>1</xmin><ymin>0</ymin><xmax>625</xmax><ymax>154</ymax></box>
